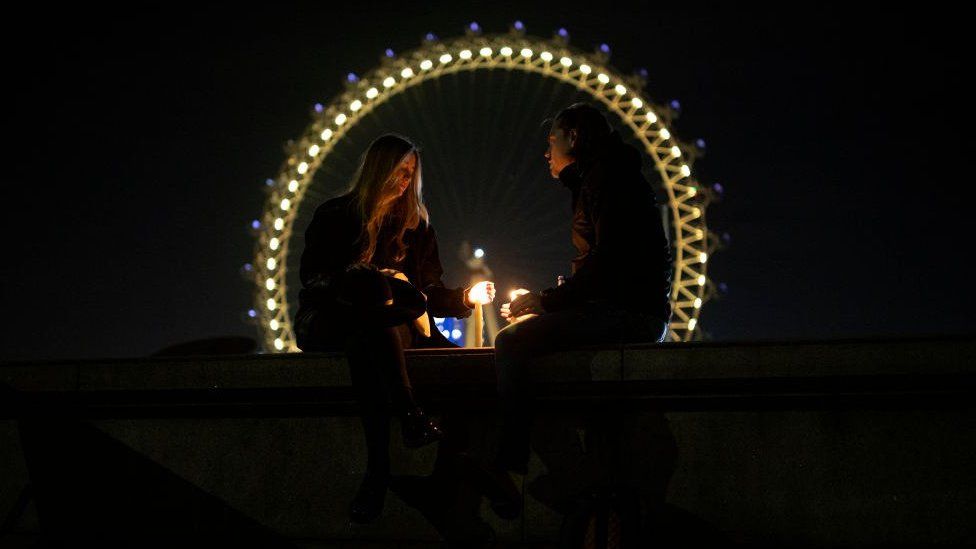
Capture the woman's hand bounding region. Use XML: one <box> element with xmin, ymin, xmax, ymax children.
<box><xmin>464</xmin><ymin>280</ymin><xmax>496</xmax><ymax>308</ymax></box>
<box><xmin>505</xmin><ymin>290</ymin><xmax>544</xmax><ymax>321</ymax></box>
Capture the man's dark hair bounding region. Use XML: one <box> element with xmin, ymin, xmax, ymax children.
<box><xmin>553</xmin><ymin>102</ymin><xmax>612</xmax><ymax>159</ymax></box>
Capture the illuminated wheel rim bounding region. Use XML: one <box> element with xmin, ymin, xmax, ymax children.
<box><xmin>252</xmin><ymin>32</ymin><xmax>713</xmax><ymax>351</ymax></box>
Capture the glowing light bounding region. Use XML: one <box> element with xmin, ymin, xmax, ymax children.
<box><xmin>266</xmin><ymin>299</ymin><xmax>277</xmax><ymax>311</ymax></box>
<box><xmin>687</xmin><ymin>187</ymin><xmax>697</xmax><ymax>197</ymax></box>
<box><xmin>247</xmin><ymin>309</ymin><xmax>257</xmax><ymax>318</ymax></box>
<box><xmin>500</xmin><ymin>46</ymin><xmax>513</xmax><ymax>56</ymax></box>
<box><xmin>267</xmin><ymin>258</ymin><xmax>277</xmax><ymax>270</ymax></box>
<box><xmin>631</xmin><ymin>98</ymin><xmax>643</xmax><ymax>108</ymax></box>
<box><xmin>468</xmin><ymin>281</ymin><xmax>493</xmax><ymax>305</ymax></box>
<box><xmin>480</xmin><ymin>47</ymin><xmax>493</xmax><ymax>57</ymax></box>
<box><xmin>660</xmin><ymin>128</ymin><xmax>671</xmax><ymax>140</ymax></box>
<box><xmin>671</xmin><ymin>146</ymin><xmax>682</xmax><ymax>158</ymax></box>
<box><xmin>521</xmin><ymin>48</ymin><xmax>533</xmax><ymax>58</ymax></box>
<box><xmin>335</xmin><ymin>113</ymin><xmax>347</xmax><ymax>125</ymax></box>
<box><xmin>681</xmin><ymin>164</ymin><xmax>692</xmax><ymax>177</ymax></box>
<box><xmin>274</xmin><ymin>338</ymin><xmax>284</xmax><ymax>350</ymax></box>
<box><xmin>366</xmin><ymin>87</ymin><xmax>379</xmax><ymax>99</ymax></box>
<box><xmin>266</xmin><ymin>278</ymin><xmax>276</xmax><ymax>291</ymax></box>
<box><xmin>692</xmin><ymin>207</ymin><xmax>701</xmax><ymax>218</ymax></box>
<box><xmin>473</xmin><ymin>248</ymin><xmax>485</xmax><ymax>258</ymax></box>
<box><xmin>279</xmin><ymin>199</ymin><xmax>290</xmax><ymax>211</ymax></box>
<box><xmin>297</xmin><ymin>162</ymin><xmax>308</xmax><ymax>175</ymax></box>
<box><xmin>401</xmin><ymin>67</ymin><xmax>414</xmax><ymax>78</ymax></box>
<box><xmin>699</xmin><ymin>252</ymin><xmax>708</xmax><ymax>264</ymax></box>
<box><xmin>459</xmin><ymin>49</ymin><xmax>472</xmax><ymax>60</ymax></box>
<box><xmin>420</xmin><ymin>59</ymin><xmax>433</xmax><ymax>70</ymax></box>
<box><xmin>597</xmin><ymin>73</ymin><xmax>610</xmax><ymax>84</ymax></box>
<box><xmin>560</xmin><ymin>56</ymin><xmax>572</xmax><ymax>67</ymax></box>
<box><xmin>382</xmin><ymin>76</ymin><xmax>396</xmax><ymax>88</ymax></box>
<box><xmin>288</xmin><ymin>180</ymin><xmax>299</xmax><ymax>193</ymax></box>
<box><xmin>579</xmin><ymin>64</ymin><xmax>592</xmax><ymax>74</ymax></box>
<box><xmin>274</xmin><ymin>217</ymin><xmax>284</xmax><ymax>230</ymax></box>
<box><xmin>688</xmin><ymin>318</ymin><xmax>697</xmax><ymax>331</ymax></box>
<box><xmin>645</xmin><ymin>111</ymin><xmax>658</xmax><ymax>123</ymax></box>
<box><xmin>693</xmin><ymin>298</ymin><xmax>703</xmax><ymax>311</ymax></box>
<box><xmin>451</xmin><ymin>329</ymin><xmax>462</xmax><ymax>340</ymax></box>
<box><xmin>349</xmin><ymin>100</ymin><xmax>362</xmax><ymax>112</ymax></box>
<box><xmin>308</xmin><ymin>144</ymin><xmax>320</xmax><ymax>157</ymax></box>
<box><xmin>509</xmin><ymin>288</ymin><xmax>530</xmax><ymax>302</ymax></box>
<box><xmin>439</xmin><ymin>53</ymin><xmax>453</xmax><ymax>63</ymax></box>
<box><xmin>698</xmin><ymin>275</ymin><xmax>707</xmax><ymax>286</ymax></box>
<box><xmin>615</xmin><ymin>84</ymin><xmax>627</xmax><ymax>95</ymax></box>
<box><xmin>320</xmin><ymin>129</ymin><xmax>333</xmax><ymax>140</ymax></box>
<box><xmin>540</xmin><ymin>51</ymin><xmax>553</xmax><ymax>62</ymax></box>
<box><xmin>441</xmin><ymin>329</ymin><xmax>450</xmax><ymax>338</ymax></box>
<box><xmin>269</xmin><ymin>237</ymin><xmax>280</xmax><ymax>250</ymax></box>
<box><xmin>270</xmin><ymin>319</ymin><xmax>279</xmax><ymax>331</ymax></box>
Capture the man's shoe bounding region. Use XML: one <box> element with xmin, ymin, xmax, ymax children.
<box><xmin>349</xmin><ymin>472</ymin><xmax>389</xmax><ymax>524</ymax></box>
<box><xmin>401</xmin><ymin>407</ymin><xmax>444</xmax><ymax>448</ymax></box>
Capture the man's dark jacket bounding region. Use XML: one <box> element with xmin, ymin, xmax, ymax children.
<box><xmin>539</xmin><ymin>132</ymin><xmax>672</xmax><ymax>323</ymax></box>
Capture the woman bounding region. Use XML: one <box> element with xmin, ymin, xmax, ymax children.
<box><xmin>294</xmin><ymin>133</ymin><xmax>495</xmax><ymax>523</ymax></box>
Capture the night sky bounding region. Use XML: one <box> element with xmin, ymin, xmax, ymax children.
<box><xmin>3</xmin><ymin>3</ymin><xmax>971</xmax><ymax>362</ymax></box>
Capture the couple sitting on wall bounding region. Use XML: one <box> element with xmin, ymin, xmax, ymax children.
<box><xmin>293</xmin><ymin>102</ymin><xmax>672</xmax><ymax>523</ymax></box>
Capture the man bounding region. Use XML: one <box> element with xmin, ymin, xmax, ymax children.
<box><xmin>484</xmin><ymin>102</ymin><xmax>672</xmax><ymax>519</ymax></box>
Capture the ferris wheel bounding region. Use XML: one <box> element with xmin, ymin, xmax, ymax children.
<box><xmin>248</xmin><ymin>23</ymin><xmax>720</xmax><ymax>352</ymax></box>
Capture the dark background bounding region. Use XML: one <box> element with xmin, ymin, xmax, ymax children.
<box><xmin>3</xmin><ymin>2</ymin><xmax>971</xmax><ymax>361</ymax></box>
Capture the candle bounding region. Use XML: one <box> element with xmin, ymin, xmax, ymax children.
<box><xmin>473</xmin><ymin>302</ymin><xmax>484</xmax><ymax>347</ymax></box>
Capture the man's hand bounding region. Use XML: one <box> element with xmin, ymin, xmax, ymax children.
<box><xmin>507</xmin><ymin>291</ymin><xmax>544</xmax><ymax>319</ymax></box>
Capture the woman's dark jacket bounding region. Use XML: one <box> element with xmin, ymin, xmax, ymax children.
<box><xmin>294</xmin><ymin>194</ymin><xmax>472</xmax><ymax>349</ymax></box>
<box><xmin>539</xmin><ymin>132</ymin><xmax>673</xmax><ymax>323</ymax></box>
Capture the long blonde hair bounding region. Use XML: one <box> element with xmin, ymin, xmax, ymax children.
<box><xmin>348</xmin><ymin>134</ymin><xmax>429</xmax><ymax>264</ymax></box>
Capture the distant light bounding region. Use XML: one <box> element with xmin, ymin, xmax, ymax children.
<box><xmin>247</xmin><ymin>309</ymin><xmax>257</xmax><ymax>318</ymax></box>
<box><xmin>659</xmin><ymin>128</ymin><xmax>671</xmax><ymax>140</ymax></box>
<box><xmin>692</xmin><ymin>207</ymin><xmax>701</xmax><ymax>218</ymax></box>
<box><xmin>270</xmin><ymin>319</ymin><xmax>279</xmax><ymax>331</ymax></box>
<box><xmin>719</xmin><ymin>282</ymin><xmax>729</xmax><ymax>293</ymax></box>
<box><xmin>425</xmin><ymin>33</ymin><xmax>437</xmax><ymax>42</ymax></box>
<box><xmin>385</xmin><ymin>48</ymin><xmax>395</xmax><ymax>58</ymax></box>
<box><xmin>288</xmin><ymin>180</ymin><xmax>299</xmax><ymax>192</ymax></box>
<box><xmin>500</xmin><ymin>46</ymin><xmax>513</xmax><ymax>56</ymax></box>
<box><xmin>297</xmin><ymin>162</ymin><xmax>308</xmax><ymax>174</ymax></box>
<box><xmin>681</xmin><ymin>165</ymin><xmax>691</xmax><ymax>177</ymax></box>
<box><xmin>313</xmin><ymin>103</ymin><xmax>323</xmax><ymax>113</ymax></box>
<box><xmin>557</xmin><ymin>27</ymin><xmax>568</xmax><ymax>37</ymax></box>
<box><xmin>270</xmin><ymin>237</ymin><xmax>280</xmax><ymax>250</ymax></box>
<box><xmin>308</xmin><ymin>144</ymin><xmax>321</xmax><ymax>156</ymax></box>
<box><xmin>400</xmin><ymin>67</ymin><xmax>414</xmax><ymax>78</ymax></box>
<box><xmin>420</xmin><ymin>59</ymin><xmax>433</xmax><ymax>70</ymax></box>
<box><xmin>560</xmin><ymin>56</ymin><xmax>572</xmax><ymax>67</ymax></box>
<box><xmin>696</xmin><ymin>138</ymin><xmax>707</xmax><ymax>149</ymax></box>
<box><xmin>440</xmin><ymin>53</ymin><xmax>453</xmax><ymax>63</ymax></box>
<box><xmin>274</xmin><ymin>338</ymin><xmax>284</xmax><ymax>350</ymax></box>
<box><xmin>441</xmin><ymin>329</ymin><xmax>451</xmax><ymax>338</ymax></box>
<box><xmin>540</xmin><ymin>51</ymin><xmax>553</xmax><ymax>62</ymax></box>
<box><xmin>480</xmin><ymin>47</ymin><xmax>493</xmax><ymax>57</ymax></box>
<box><xmin>366</xmin><ymin>87</ymin><xmax>379</xmax><ymax>99</ymax></box>
<box><xmin>631</xmin><ymin>98</ymin><xmax>643</xmax><ymax>109</ymax></box>
<box><xmin>637</xmin><ymin>68</ymin><xmax>649</xmax><ymax>79</ymax></box>
<box><xmin>579</xmin><ymin>64</ymin><xmax>592</xmax><ymax>74</ymax></box>
<box><xmin>346</xmin><ymin>73</ymin><xmax>358</xmax><ymax>83</ymax></box>
<box><xmin>267</xmin><ymin>258</ymin><xmax>277</xmax><ymax>270</ymax></box>
<box><xmin>469</xmin><ymin>21</ymin><xmax>480</xmax><ymax>32</ymax></box>
<box><xmin>713</xmin><ymin>183</ymin><xmax>724</xmax><ymax>194</ymax></box>
<box><xmin>722</xmin><ymin>232</ymin><xmax>732</xmax><ymax>243</ymax></box>
<box><xmin>274</xmin><ymin>217</ymin><xmax>284</xmax><ymax>231</ymax></box>
<box><xmin>266</xmin><ymin>299</ymin><xmax>277</xmax><ymax>311</ymax></box>
<box><xmin>265</xmin><ymin>178</ymin><xmax>274</xmax><ymax>187</ymax></box>
<box><xmin>459</xmin><ymin>49</ymin><xmax>473</xmax><ymax>60</ymax></box>
<box><xmin>688</xmin><ymin>318</ymin><xmax>697</xmax><ymax>331</ymax></box>
<box><xmin>670</xmin><ymin>99</ymin><xmax>681</xmax><ymax>111</ymax></box>
<box><xmin>265</xmin><ymin>278</ymin><xmax>276</xmax><ymax>291</ymax></box>
<box><xmin>514</xmin><ymin>20</ymin><xmax>524</xmax><ymax>31</ymax></box>
<box><xmin>597</xmin><ymin>73</ymin><xmax>610</xmax><ymax>84</ymax></box>
<box><xmin>251</xmin><ymin>219</ymin><xmax>261</xmax><ymax>230</ymax></box>
<box><xmin>614</xmin><ymin>84</ymin><xmax>627</xmax><ymax>95</ymax></box>
<box><xmin>279</xmin><ymin>199</ymin><xmax>290</xmax><ymax>211</ymax></box>
<box><xmin>474</xmin><ymin>248</ymin><xmax>485</xmax><ymax>258</ymax></box>
<box><xmin>699</xmin><ymin>252</ymin><xmax>708</xmax><ymax>264</ymax></box>
<box><xmin>600</xmin><ymin>43</ymin><xmax>611</xmax><ymax>54</ymax></box>
<box><xmin>349</xmin><ymin>100</ymin><xmax>362</xmax><ymax>112</ymax></box>
<box><xmin>697</xmin><ymin>275</ymin><xmax>706</xmax><ymax>286</ymax></box>
<box><xmin>243</xmin><ymin>263</ymin><xmax>253</xmax><ymax>272</ymax></box>
<box><xmin>335</xmin><ymin>113</ymin><xmax>347</xmax><ymax>125</ymax></box>
<box><xmin>521</xmin><ymin>48</ymin><xmax>533</xmax><ymax>58</ymax></box>
<box><xmin>671</xmin><ymin>146</ymin><xmax>682</xmax><ymax>158</ymax></box>
<box><xmin>645</xmin><ymin>111</ymin><xmax>657</xmax><ymax>123</ymax></box>
<box><xmin>451</xmin><ymin>329</ymin><xmax>462</xmax><ymax>339</ymax></box>
<box><xmin>320</xmin><ymin>129</ymin><xmax>333</xmax><ymax>140</ymax></box>
<box><xmin>687</xmin><ymin>187</ymin><xmax>697</xmax><ymax>197</ymax></box>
